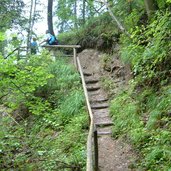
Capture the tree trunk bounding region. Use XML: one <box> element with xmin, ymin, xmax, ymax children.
<box><xmin>30</xmin><ymin>0</ymin><xmax>37</xmax><ymax>37</ymax></box>
<box><xmin>82</xmin><ymin>0</ymin><xmax>86</xmax><ymax>24</ymax></box>
<box><xmin>103</xmin><ymin>1</ymin><xmax>129</xmax><ymax>36</ymax></box>
<box><xmin>27</xmin><ymin>0</ymin><xmax>34</xmax><ymax>54</ymax></box>
<box><xmin>144</xmin><ymin>0</ymin><xmax>157</xmax><ymax>17</ymax></box>
<box><xmin>74</xmin><ymin>0</ymin><xmax>78</xmax><ymax>29</ymax></box>
<box><xmin>48</xmin><ymin>0</ymin><xmax>55</xmax><ymax>36</ymax></box>
<box><xmin>88</xmin><ymin>0</ymin><xmax>94</xmax><ymax>17</ymax></box>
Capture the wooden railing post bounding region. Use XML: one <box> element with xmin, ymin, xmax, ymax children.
<box><xmin>73</xmin><ymin>48</ymin><xmax>77</xmax><ymax>69</ymax></box>
<box><xmin>94</xmin><ymin>126</ymin><xmax>99</xmax><ymax>171</ymax></box>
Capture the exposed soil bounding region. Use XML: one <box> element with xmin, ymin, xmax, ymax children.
<box><xmin>78</xmin><ymin>49</ymin><xmax>135</xmax><ymax>171</ymax></box>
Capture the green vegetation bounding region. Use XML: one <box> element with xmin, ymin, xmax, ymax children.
<box><xmin>121</xmin><ymin>11</ymin><xmax>171</xmax><ymax>87</ymax></box>
<box><xmin>57</xmin><ymin>3</ymin><xmax>171</xmax><ymax>169</ymax></box>
<box><xmin>110</xmin><ymin>9</ymin><xmax>171</xmax><ymax>171</ymax></box>
<box><xmin>110</xmin><ymin>85</ymin><xmax>171</xmax><ymax>170</ymax></box>
<box><xmin>1</xmin><ymin>0</ymin><xmax>171</xmax><ymax>170</ymax></box>
<box><xmin>58</xmin><ymin>13</ymin><xmax>119</xmax><ymax>52</ymax></box>
<box><xmin>0</xmin><ymin>52</ymin><xmax>88</xmax><ymax>170</ymax></box>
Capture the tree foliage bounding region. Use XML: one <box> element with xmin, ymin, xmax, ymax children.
<box><xmin>0</xmin><ymin>0</ymin><xmax>25</xmax><ymax>31</ymax></box>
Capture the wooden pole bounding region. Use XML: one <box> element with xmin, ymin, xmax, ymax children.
<box><xmin>73</xmin><ymin>48</ymin><xmax>77</xmax><ymax>69</ymax></box>
<box><xmin>98</xmin><ymin>0</ymin><xmax>130</xmax><ymax>37</ymax></box>
<box><xmin>42</xmin><ymin>45</ymin><xmax>81</xmax><ymax>48</ymax></box>
<box><xmin>94</xmin><ymin>126</ymin><xmax>99</xmax><ymax>171</ymax></box>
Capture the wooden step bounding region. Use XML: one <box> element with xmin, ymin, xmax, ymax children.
<box><xmin>97</xmin><ymin>131</ymin><xmax>112</xmax><ymax>135</ymax></box>
<box><xmin>85</xmin><ymin>75</ymin><xmax>100</xmax><ymax>82</ymax></box>
<box><xmin>90</xmin><ymin>98</ymin><xmax>108</xmax><ymax>103</ymax></box>
<box><xmin>87</xmin><ymin>86</ymin><xmax>100</xmax><ymax>91</ymax></box>
<box><xmin>83</xmin><ymin>71</ymin><xmax>92</xmax><ymax>76</ymax></box>
<box><xmin>95</xmin><ymin>122</ymin><xmax>113</xmax><ymax>127</ymax></box>
<box><xmin>85</xmin><ymin>79</ymin><xmax>99</xmax><ymax>84</ymax></box>
<box><xmin>91</xmin><ymin>103</ymin><xmax>109</xmax><ymax>109</ymax></box>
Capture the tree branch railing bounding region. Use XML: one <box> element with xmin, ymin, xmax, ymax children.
<box><xmin>98</xmin><ymin>0</ymin><xmax>130</xmax><ymax>37</ymax></box>
<box><xmin>5</xmin><ymin>46</ymin><xmax>27</xmax><ymax>60</ymax></box>
<box><xmin>77</xmin><ymin>57</ymin><xmax>99</xmax><ymax>171</ymax></box>
<box><xmin>77</xmin><ymin>57</ymin><xmax>94</xmax><ymax>171</ymax></box>
<box><xmin>43</xmin><ymin>45</ymin><xmax>98</xmax><ymax>171</ymax></box>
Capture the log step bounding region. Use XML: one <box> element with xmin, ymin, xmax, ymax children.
<box><xmin>98</xmin><ymin>131</ymin><xmax>112</xmax><ymax>135</ymax></box>
<box><xmin>87</xmin><ymin>86</ymin><xmax>100</xmax><ymax>91</ymax></box>
<box><xmin>91</xmin><ymin>103</ymin><xmax>109</xmax><ymax>109</ymax></box>
<box><xmin>95</xmin><ymin>122</ymin><xmax>113</xmax><ymax>127</ymax></box>
<box><xmin>85</xmin><ymin>79</ymin><xmax>99</xmax><ymax>84</ymax></box>
<box><xmin>90</xmin><ymin>98</ymin><xmax>108</xmax><ymax>103</ymax></box>
<box><xmin>83</xmin><ymin>72</ymin><xmax>92</xmax><ymax>76</ymax></box>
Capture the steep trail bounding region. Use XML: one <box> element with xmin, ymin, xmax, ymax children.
<box><xmin>78</xmin><ymin>49</ymin><xmax>135</xmax><ymax>171</ymax></box>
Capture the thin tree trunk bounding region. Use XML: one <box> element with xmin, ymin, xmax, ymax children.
<box><xmin>74</xmin><ymin>0</ymin><xmax>78</xmax><ymax>29</ymax></box>
<box><xmin>144</xmin><ymin>0</ymin><xmax>157</xmax><ymax>18</ymax></box>
<box><xmin>102</xmin><ymin>0</ymin><xmax>130</xmax><ymax>36</ymax></box>
<box><xmin>27</xmin><ymin>0</ymin><xmax>34</xmax><ymax>54</ymax></box>
<box><xmin>88</xmin><ymin>0</ymin><xmax>94</xmax><ymax>17</ymax></box>
<box><xmin>82</xmin><ymin>0</ymin><xmax>86</xmax><ymax>24</ymax></box>
<box><xmin>30</xmin><ymin>0</ymin><xmax>37</xmax><ymax>38</ymax></box>
<box><xmin>85</xmin><ymin>0</ymin><xmax>104</xmax><ymax>16</ymax></box>
<box><xmin>48</xmin><ymin>0</ymin><xmax>55</xmax><ymax>36</ymax></box>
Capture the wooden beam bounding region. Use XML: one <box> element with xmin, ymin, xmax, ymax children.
<box><xmin>73</xmin><ymin>48</ymin><xmax>77</xmax><ymax>69</ymax></box>
<box><xmin>94</xmin><ymin>127</ymin><xmax>99</xmax><ymax>171</ymax></box>
<box><xmin>42</xmin><ymin>45</ymin><xmax>81</xmax><ymax>48</ymax></box>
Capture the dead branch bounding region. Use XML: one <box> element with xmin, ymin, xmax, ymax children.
<box><xmin>97</xmin><ymin>0</ymin><xmax>130</xmax><ymax>37</ymax></box>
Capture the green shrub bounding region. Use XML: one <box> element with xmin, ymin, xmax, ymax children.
<box><xmin>0</xmin><ymin>52</ymin><xmax>88</xmax><ymax>170</ymax></box>
<box><xmin>120</xmin><ymin>11</ymin><xmax>171</xmax><ymax>86</ymax></box>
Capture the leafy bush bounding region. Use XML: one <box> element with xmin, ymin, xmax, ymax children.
<box><xmin>121</xmin><ymin>10</ymin><xmax>171</xmax><ymax>86</ymax></box>
<box><xmin>0</xmin><ymin>52</ymin><xmax>88</xmax><ymax>170</ymax></box>
<box><xmin>0</xmin><ymin>52</ymin><xmax>53</xmax><ymax>110</ymax></box>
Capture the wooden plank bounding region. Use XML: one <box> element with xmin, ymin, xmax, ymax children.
<box><xmin>90</xmin><ymin>98</ymin><xmax>108</xmax><ymax>103</ymax></box>
<box><xmin>73</xmin><ymin>48</ymin><xmax>77</xmax><ymax>69</ymax></box>
<box><xmin>95</xmin><ymin>122</ymin><xmax>113</xmax><ymax>127</ymax></box>
<box><xmin>97</xmin><ymin>131</ymin><xmax>112</xmax><ymax>135</ymax></box>
<box><xmin>85</xmin><ymin>79</ymin><xmax>99</xmax><ymax>84</ymax></box>
<box><xmin>83</xmin><ymin>72</ymin><xmax>92</xmax><ymax>76</ymax></box>
<box><xmin>91</xmin><ymin>103</ymin><xmax>109</xmax><ymax>109</ymax></box>
<box><xmin>87</xmin><ymin>86</ymin><xmax>100</xmax><ymax>91</ymax></box>
<box><xmin>94</xmin><ymin>128</ymin><xmax>99</xmax><ymax>171</ymax></box>
<box><xmin>42</xmin><ymin>45</ymin><xmax>81</xmax><ymax>48</ymax></box>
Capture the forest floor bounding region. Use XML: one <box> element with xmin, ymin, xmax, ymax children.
<box><xmin>78</xmin><ymin>49</ymin><xmax>136</xmax><ymax>171</ymax></box>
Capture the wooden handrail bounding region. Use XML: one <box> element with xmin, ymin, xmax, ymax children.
<box><xmin>42</xmin><ymin>45</ymin><xmax>81</xmax><ymax>68</ymax></box>
<box><xmin>42</xmin><ymin>45</ymin><xmax>81</xmax><ymax>48</ymax></box>
<box><xmin>77</xmin><ymin>57</ymin><xmax>94</xmax><ymax>171</ymax></box>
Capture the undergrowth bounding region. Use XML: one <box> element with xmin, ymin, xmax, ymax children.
<box><xmin>110</xmin><ymin>10</ymin><xmax>171</xmax><ymax>170</ymax></box>
<box><xmin>0</xmin><ymin>52</ymin><xmax>88</xmax><ymax>170</ymax></box>
<box><xmin>121</xmin><ymin>10</ymin><xmax>171</xmax><ymax>87</ymax></box>
<box><xmin>110</xmin><ymin>84</ymin><xmax>171</xmax><ymax>170</ymax></box>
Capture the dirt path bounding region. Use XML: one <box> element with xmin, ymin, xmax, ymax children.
<box><xmin>78</xmin><ymin>49</ymin><xmax>135</xmax><ymax>171</ymax></box>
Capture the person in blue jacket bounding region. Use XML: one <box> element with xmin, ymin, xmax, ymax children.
<box><xmin>40</xmin><ymin>30</ymin><xmax>58</xmax><ymax>45</ymax></box>
<box><xmin>30</xmin><ymin>37</ymin><xmax>38</xmax><ymax>54</ymax></box>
